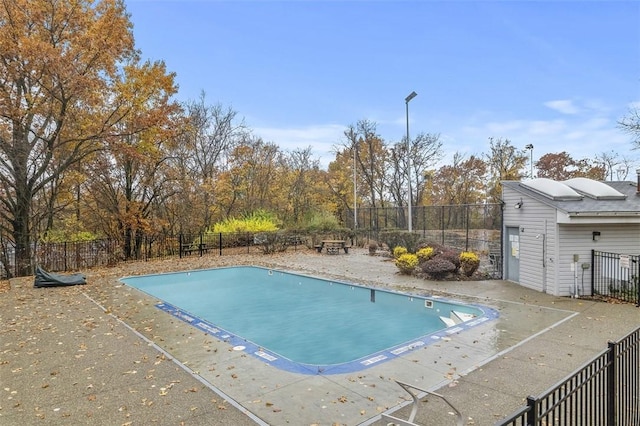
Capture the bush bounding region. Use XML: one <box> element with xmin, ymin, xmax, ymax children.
<box><xmin>368</xmin><ymin>242</ymin><xmax>377</xmax><ymax>255</ymax></box>
<box><xmin>421</xmin><ymin>257</ymin><xmax>457</xmax><ymax>279</ymax></box>
<box><xmin>416</xmin><ymin>247</ymin><xmax>434</xmax><ymax>262</ymax></box>
<box><xmin>41</xmin><ymin>217</ymin><xmax>100</xmax><ymax>242</ymax></box>
<box><xmin>417</xmin><ymin>241</ymin><xmax>446</xmax><ymax>255</ymax></box>
<box><xmin>395</xmin><ymin>253</ymin><xmax>418</xmax><ymax>275</ymax></box>
<box><xmin>254</xmin><ymin>231</ymin><xmax>290</xmax><ymax>254</ymax></box>
<box><xmin>439</xmin><ymin>249</ymin><xmax>462</xmax><ymax>272</ymax></box>
<box><xmin>393</xmin><ymin>246</ymin><xmax>408</xmax><ymax>259</ymax></box>
<box><xmin>460</xmin><ymin>251</ymin><xmax>480</xmax><ymax>276</ymax></box>
<box><xmin>211</xmin><ymin>209</ymin><xmax>280</xmax><ymax>233</ymax></box>
<box><xmin>304</xmin><ymin>211</ymin><xmax>341</xmax><ymax>233</ymax></box>
<box><xmin>380</xmin><ymin>230</ymin><xmax>422</xmax><ymax>254</ymax></box>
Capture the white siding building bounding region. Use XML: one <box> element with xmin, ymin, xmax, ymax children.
<box><xmin>501</xmin><ymin>173</ymin><xmax>640</xmax><ymax>297</ymax></box>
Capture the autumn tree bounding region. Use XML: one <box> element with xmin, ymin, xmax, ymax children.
<box><xmin>280</xmin><ymin>147</ymin><xmax>327</xmax><ymax>226</ymax></box>
<box><xmin>0</xmin><ymin>0</ymin><xmax>138</xmax><ymax>275</ymax></box>
<box><xmin>431</xmin><ymin>153</ymin><xmax>487</xmax><ymax>205</ymax></box>
<box><xmin>215</xmin><ymin>136</ymin><xmax>283</xmax><ymax>219</ymax></box>
<box><xmin>536</xmin><ymin>152</ymin><xmax>605</xmax><ymax>180</ymax></box>
<box><xmin>84</xmin><ymin>60</ymin><xmax>181</xmax><ymax>259</ymax></box>
<box><xmin>325</xmin><ymin>147</ymin><xmax>356</xmax><ymax>225</ymax></box>
<box><xmin>430</xmin><ymin>153</ymin><xmax>487</xmax><ymax>228</ymax></box>
<box><xmin>484</xmin><ymin>137</ymin><xmax>527</xmax><ymax>202</ymax></box>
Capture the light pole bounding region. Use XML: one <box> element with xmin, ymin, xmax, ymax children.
<box><xmin>353</xmin><ymin>141</ymin><xmax>357</xmax><ymax>229</ymax></box>
<box><xmin>525</xmin><ymin>144</ymin><xmax>534</xmax><ymax>178</ymax></box>
<box><xmin>405</xmin><ymin>91</ymin><xmax>417</xmax><ymax>232</ymax></box>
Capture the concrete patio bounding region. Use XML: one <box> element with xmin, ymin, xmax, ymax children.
<box><xmin>1</xmin><ymin>249</ymin><xmax>638</xmax><ymax>425</ymax></box>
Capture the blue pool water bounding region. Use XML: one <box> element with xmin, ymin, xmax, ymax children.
<box><xmin>121</xmin><ymin>266</ymin><xmax>498</xmax><ymax>374</ymax></box>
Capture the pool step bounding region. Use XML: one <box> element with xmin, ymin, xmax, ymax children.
<box><xmin>452</xmin><ymin>310</ymin><xmax>476</xmax><ymax>323</ymax></box>
<box><xmin>440</xmin><ymin>310</ymin><xmax>477</xmax><ymax>327</ymax></box>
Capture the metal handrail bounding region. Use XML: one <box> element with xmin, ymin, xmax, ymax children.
<box><xmin>382</xmin><ymin>380</ymin><xmax>463</xmax><ymax>426</ymax></box>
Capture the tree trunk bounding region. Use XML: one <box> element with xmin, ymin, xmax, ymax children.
<box><xmin>13</xmin><ymin>193</ymin><xmax>33</xmax><ymax>277</ymax></box>
<box><xmin>12</xmin><ymin>123</ymin><xmax>34</xmax><ymax>277</ymax></box>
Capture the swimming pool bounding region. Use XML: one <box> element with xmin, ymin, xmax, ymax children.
<box><xmin>121</xmin><ymin>266</ymin><xmax>498</xmax><ymax>374</ymax></box>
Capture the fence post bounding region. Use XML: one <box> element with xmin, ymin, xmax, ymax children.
<box><xmin>525</xmin><ymin>395</ymin><xmax>537</xmax><ymax>426</ymax></box>
<box><xmin>441</xmin><ymin>206</ymin><xmax>445</xmax><ymax>244</ymax></box>
<box><xmin>465</xmin><ymin>204</ymin><xmax>470</xmax><ymax>251</ymax></box>
<box><xmin>218</xmin><ymin>233</ymin><xmax>222</xmax><ymax>256</ymax></box>
<box><xmin>591</xmin><ymin>250</ymin><xmax>595</xmax><ymax>297</ymax></box>
<box><xmin>178</xmin><ymin>234</ymin><xmax>183</xmax><ymax>258</ymax></box>
<box><xmin>607</xmin><ymin>341</ymin><xmax>617</xmax><ymax>425</ymax></box>
<box><xmin>636</xmin><ymin>256</ymin><xmax>640</xmax><ymax>307</ymax></box>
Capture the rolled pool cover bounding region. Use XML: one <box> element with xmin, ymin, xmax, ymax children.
<box><xmin>34</xmin><ymin>265</ymin><xmax>87</xmax><ymax>288</ymax></box>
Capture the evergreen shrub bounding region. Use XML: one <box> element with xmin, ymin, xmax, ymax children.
<box><xmin>380</xmin><ymin>230</ymin><xmax>422</xmax><ymax>254</ymax></box>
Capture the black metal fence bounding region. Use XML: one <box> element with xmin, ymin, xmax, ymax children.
<box><xmin>344</xmin><ymin>203</ymin><xmax>503</xmax><ymax>273</ymax></box>
<box><xmin>497</xmin><ymin>326</ymin><xmax>640</xmax><ymax>425</ymax></box>
<box><xmin>1</xmin><ymin>232</ymin><xmax>316</xmax><ymax>278</ymax></box>
<box><xmin>0</xmin><ymin>226</ymin><xmax>503</xmax><ymax>279</ymax></box>
<box><xmin>591</xmin><ymin>250</ymin><xmax>640</xmax><ymax>306</ymax></box>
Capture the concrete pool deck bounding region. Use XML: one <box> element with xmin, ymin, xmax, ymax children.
<box><xmin>1</xmin><ymin>249</ymin><xmax>639</xmax><ymax>425</ymax></box>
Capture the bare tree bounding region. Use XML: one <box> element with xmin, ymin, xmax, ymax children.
<box><xmin>342</xmin><ymin>120</ymin><xmax>388</xmax><ymax>212</ymax></box>
<box><xmin>619</xmin><ymin>107</ymin><xmax>640</xmax><ymax>148</ymax></box>
<box><xmin>177</xmin><ymin>93</ymin><xmax>246</xmax><ymax>230</ymax></box>
<box><xmin>595</xmin><ymin>150</ymin><xmax>621</xmax><ymax>181</ymax></box>
<box><xmin>388</xmin><ymin>132</ymin><xmax>443</xmax><ymax>208</ymax></box>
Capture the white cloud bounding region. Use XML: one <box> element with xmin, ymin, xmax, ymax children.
<box><xmin>251</xmin><ymin>107</ymin><xmax>640</xmax><ymax>172</ymax></box>
<box><xmin>526</xmin><ymin>120</ymin><xmax>566</xmax><ymax>135</ymax></box>
<box><xmin>544</xmin><ymin>99</ymin><xmax>580</xmax><ymax>115</ymax></box>
<box><xmin>448</xmin><ymin>113</ymin><xmax>638</xmax><ymax>167</ymax></box>
<box><xmin>253</xmin><ymin>124</ymin><xmax>346</xmax><ymax>166</ymax></box>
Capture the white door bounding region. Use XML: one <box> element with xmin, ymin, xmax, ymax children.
<box><xmin>506</xmin><ymin>227</ymin><xmax>520</xmax><ymax>282</ymax></box>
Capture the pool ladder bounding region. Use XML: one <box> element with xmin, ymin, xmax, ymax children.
<box><xmin>381</xmin><ymin>380</ymin><xmax>463</xmax><ymax>426</ymax></box>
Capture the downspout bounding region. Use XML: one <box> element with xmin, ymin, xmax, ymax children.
<box><xmin>499</xmin><ymin>200</ymin><xmax>505</xmax><ymax>280</ymax></box>
<box><xmin>573</xmin><ymin>254</ymin><xmax>579</xmax><ymax>298</ymax></box>
<box><xmin>541</xmin><ymin>220</ymin><xmax>547</xmax><ymax>293</ymax></box>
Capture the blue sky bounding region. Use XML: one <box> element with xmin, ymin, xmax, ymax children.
<box><xmin>126</xmin><ymin>0</ymin><xmax>640</xmax><ymax>170</ymax></box>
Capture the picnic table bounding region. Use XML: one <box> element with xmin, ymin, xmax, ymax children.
<box><xmin>315</xmin><ymin>240</ymin><xmax>350</xmax><ymax>254</ymax></box>
<box><xmin>181</xmin><ymin>243</ymin><xmax>209</xmax><ymax>256</ymax></box>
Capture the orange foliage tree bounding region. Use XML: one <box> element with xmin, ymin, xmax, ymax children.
<box><xmin>0</xmin><ymin>0</ymin><xmax>137</xmax><ymax>275</ymax></box>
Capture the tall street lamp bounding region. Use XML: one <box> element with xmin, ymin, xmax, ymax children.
<box><xmin>525</xmin><ymin>144</ymin><xmax>534</xmax><ymax>178</ymax></box>
<box><xmin>405</xmin><ymin>91</ymin><xmax>417</xmax><ymax>232</ymax></box>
